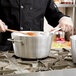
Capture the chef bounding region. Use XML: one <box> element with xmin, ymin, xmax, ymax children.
<box><xmin>0</xmin><ymin>0</ymin><xmax>73</xmax><ymax>51</ymax></box>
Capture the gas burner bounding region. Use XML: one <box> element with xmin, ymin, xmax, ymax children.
<box><xmin>12</xmin><ymin>55</ymin><xmax>49</xmax><ymax>61</ymax></box>
<box><xmin>12</xmin><ymin>55</ymin><xmax>20</xmax><ymax>59</ymax></box>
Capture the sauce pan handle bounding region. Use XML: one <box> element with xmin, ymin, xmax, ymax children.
<box><xmin>49</xmin><ymin>28</ymin><xmax>61</xmax><ymax>37</ymax></box>
<box><xmin>51</xmin><ymin>28</ymin><xmax>61</xmax><ymax>34</ymax></box>
<box><xmin>7</xmin><ymin>38</ymin><xmax>24</xmax><ymax>45</ymax></box>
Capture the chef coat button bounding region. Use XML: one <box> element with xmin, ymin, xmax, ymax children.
<box><xmin>20</xmin><ymin>27</ymin><xmax>23</xmax><ymax>30</ymax></box>
<box><xmin>21</xmin><ymin>5</ymin><xmax>24</xmax><ymax>9</ymax></box>
<box><xmin>54</xmin><ymin>4</ymin><xmax>57</xmax><ymax>8</ymax></box>
<box><xmin>30</xmin><ymin>7</ymin><xmax>33</xmax><ymax>10</ymax></box>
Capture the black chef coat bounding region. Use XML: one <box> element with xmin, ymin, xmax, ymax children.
<box><xmin>0</xmin><ymin>0</ymin><xmax>64</xmax><ymax>51</ymax></box>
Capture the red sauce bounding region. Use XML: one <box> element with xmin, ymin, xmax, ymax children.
<box><xmin>26</xmin><ymin>32</ymin><xmax>36</xmax><ymax>36</ymax></box>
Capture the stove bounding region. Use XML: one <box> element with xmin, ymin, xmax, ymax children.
<box><xmin>0</xmin><ymin>48</ymin><xmax>76</xmax><ymax>75</ymax></box>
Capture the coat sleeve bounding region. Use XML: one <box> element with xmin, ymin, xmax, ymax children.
<box><xmin>45</xmin><ymin>0</ymin><xmax>64</xmax><ymax>27</ymax></box>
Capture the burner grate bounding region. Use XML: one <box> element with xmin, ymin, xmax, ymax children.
<box><xmin>0</xmin><ymin>48</ymin><xmax>76</xmax><ymax>75</ymax></box>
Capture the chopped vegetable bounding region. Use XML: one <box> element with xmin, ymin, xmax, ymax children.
<box><xmin>53</xmin><ymin>43</ymin><xmax>64</xmax><ymax>48</ymax></box>
<box><xmin>68</xmin><ymin>41</ymin><xmax>71</xmax><ymax>47</ymax></box>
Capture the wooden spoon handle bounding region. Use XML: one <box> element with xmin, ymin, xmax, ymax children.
<box><xmin>6</xmin><ymin>29</ymin><xmax>26</xmax><ymax>35</ymax></box>
<box><xmin>6</xmin><ymin>29</ymin><xmax>36</xmax><ymax>36</ymax></box>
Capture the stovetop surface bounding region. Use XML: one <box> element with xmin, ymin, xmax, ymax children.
<box><xmin>0</xmin><ymin>48</ymin><xmax>76</xmax><ymax>75</ymax></box>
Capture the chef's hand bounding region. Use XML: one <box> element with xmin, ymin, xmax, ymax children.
<box><xmin>56</xmin><ymin>16</ymin><xmax>73</xmax><ymax>32</ymax></box>
<box><xmin>0</xmin><ymin>19</ymin><xmax>8</xmax><ymax>32</ymax></box>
